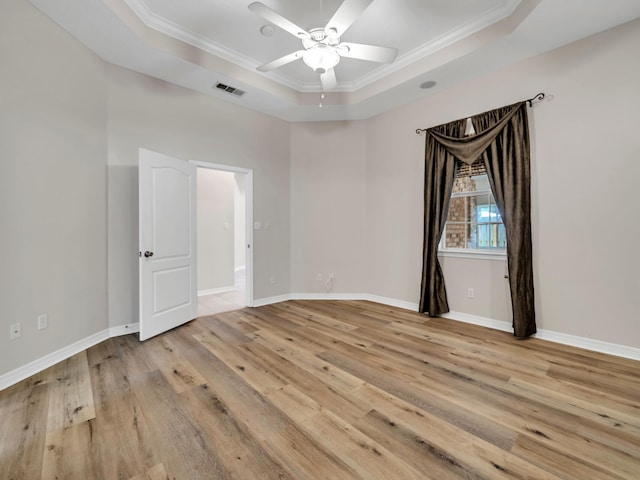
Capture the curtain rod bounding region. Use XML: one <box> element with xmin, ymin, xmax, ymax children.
<box><xmin>415</xmin><ymin>92</ymin><xmax>545</xmax><ymax>135</ymax></box>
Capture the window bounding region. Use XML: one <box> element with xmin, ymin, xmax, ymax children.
<box><xmin>440</xmin><ymin>160</ymin><xmax>506</xmax><ymax>254</ymax></box>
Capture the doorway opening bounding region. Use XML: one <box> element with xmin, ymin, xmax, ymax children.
<box><xmin>194</xmin><ymin>162</ymin><xmax>253</xmax><ymax>316</ymax></box>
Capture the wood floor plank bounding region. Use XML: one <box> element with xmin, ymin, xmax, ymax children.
<box><xmin>41</xmin><ymin>351</ymin><xmax>98</xmax><ymax>480</ymax></box>
<box><xmin>511</xmin><ymin>434</ymin><xmax>627</xmax><ymax>480</ymax></box>
<box><xmin>299</xmin><ymin>408</ymin><xmax>427</xmax><ymax>480</ymax></box>
<box><xmin>353</xmin><ymin>408</ymin><xmax>487</xmax><ymax>480</ymax></box>
<box><xmin>264</xmin><ymin>423</ymin><xmax>360</xmax><ymax>480</ymax></box>
<box><xmin>85</xmin><ymin>339</ymin><xmax>163</xmax><ymax>479</ymax></box>
<box><xmin>174</xmin><ymin>326</ymin><xmax>293</xmax><ymax>440</ymax></box>
<box><xmin>177</xmin><ymin>382</ymin><xmax>293</xmax><ymax>479</ymax></box>
<box><xmin>144</xmin><ymin>335</ymin><xmax>208</xmax><ymax>394</ymax></box>
<box><xmin>358</xmin><ymin>384</ymin><xmax>564</xmax><ymax>480</ymax></box>
<box><xmin>42</xmin><ymin>421</ymin><xmax>99</xmax><ymax>480</ymax></box>
<box><xmin>249</xmin><ymin>327</ymin><xmax>366</xmax><ymax>395</ymax></box>
<box><xmin>318</xmin><ymin>346</ymin><xmax>519</xmax><ymax>450</ymax></box>
<box><xmin>241</xmin><ymin>339</ymin><xmax>371</xmax><ymax>424</ymax></box>
<box><xmin>1</xmin><ymin>299</ymin><xmax>639</xmax><ymax>479</ymax></box>
<box><xmin>130</xmin><ymin>368</ymin><xmax>230</xmax><ymax>479</ymax></box>
<box><xmin>0</xmin><ymin>379</ymin><xmax>49</xmax><ymax>480</ymax></box>
<box><xmin>127</xmin><ymin>462</ymin><xmax>170</xmax><ymax>480</ymax></box>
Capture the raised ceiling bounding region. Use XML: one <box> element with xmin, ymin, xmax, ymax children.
<box><xmin>28</xmin><ymin>0</ymin><xmax>640</xmax><ymax>121</ymax></box>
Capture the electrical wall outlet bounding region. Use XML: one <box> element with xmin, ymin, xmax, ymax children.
<box><xmin>270</xmin><ymin>275</ymin><xmax>276</xmax><ymax>284</ymax></box>
<box><xmin>38</xmin><ymin>314</ymin><xmax>49</xmax><ymax>330</ymax></box>
<box><xmin>317</xmin><ymin>273</ymin><xmax>323</xmax><ymax>281</ymax></box>
<box><xmin>10</xmin><ymin>322</ymin><xmax>21</xmax><ymax>340</ymax></box>
<box><xmin>467</xmin><ymin>288</ymin><xmax>475</xmax><ymax>299</ymax></box>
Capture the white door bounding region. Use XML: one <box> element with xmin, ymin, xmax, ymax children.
<box><xmin>139</xmin><ymin>149</ymin><xmax>197</xmax><ymax>341</ymax></box>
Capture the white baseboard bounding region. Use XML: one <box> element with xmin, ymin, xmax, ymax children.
<box><xmin>252</xmin><ymin>294</ymin><xmax>292</xmax><ymax>307</ymax></box>
<box><xmin>365</xmin><ymin>294</ymin><xmax>419</xmax><ymax>312</ymax></box>
<box><xmin>254</xmin><ymin>293</ymin><xmax>418</xmax><ymax>309</ymax></box>
<box><xmin>0</xmin><ymin>329</ymin><xmax>110</xmax><ymax>391</ymax></box>
<box><xmin>253</xmin><ymin>292</ymin><xmax>369</xmax><ymax>306</ymax></box>
<box><xmin>440</xmin><ymin>311</ymin><xmax>513</xmax><ymax>333</ymax></box>
<box><xmin>534</xmin><ymin>329</ymin><xmax>640</xmax><ymax>361</ymax></box>
<box><xmin>197</xmin><ymin>286</ymin><xmax>236</xmax><ymax>297</ymax></box>
<box><xmin>442</xmin><ymin>311</ymin><xmax>640</xmax><ymax>361</ymax></box>
<box><xmin>291</xmin><ymin>292</ymin><xmax>368</xmax><ymax>301</ymax></box>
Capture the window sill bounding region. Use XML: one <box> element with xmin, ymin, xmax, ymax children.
<box><xmin>438</xmin><ymin>249</ymin><xmax>507</xmax><ymax>260</ymax></box>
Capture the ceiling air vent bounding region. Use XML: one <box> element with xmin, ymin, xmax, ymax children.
<box><xmin>215</xmin><ymin>82</ymin><xmax>245</xmax><ymax>97</ymax></box>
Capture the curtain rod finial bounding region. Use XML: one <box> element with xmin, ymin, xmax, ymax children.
<box><xmin>527</xmin><ymin>92</ymin><xmax>545</xmax><ymax>107</ymax></box>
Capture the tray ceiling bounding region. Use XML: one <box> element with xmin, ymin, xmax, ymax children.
<box><xmin>27</xmin><ymin>0</ymin><xmax>640</xmax><ymax>121</ymax></box>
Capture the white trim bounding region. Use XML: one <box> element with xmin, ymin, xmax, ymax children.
<box><xmin>252</xmin><ymin>294</ymin><xmax>292</xmax><ymax>307</ymax></box>
<box><xmin>534</xmin><ymin>330</ymin><xmax>640</xmax><ymax>361</ymax></box>
<box><xmin>440</xmin><ymin>311</ymin><xmax>513</xmax><ymax>332</ymax></box>
<box><xmin>109</xmin><ymin>322</ymin><xmax>140</xmax><ymax>337</ymax></box>
<box><xmin>197</xmin><ymin>286</ymin><xmax>236</xmax><ymax>297</ymax></box>
<box><xmin>438</xmin><ymin>250</ymin><xmax>507</xmax><ymax>261</ymax></box>
<box><xmin>291</xmin><ymin>292</ymin><xmax>367</xmax><ymax>301</ymax></box>
<box><xmin>0</xmin><ymin>329</ymin><xmax>109</xmax><ymax>391</ymax></box>
<box><xmin>252</xmin><ymin>292</ymin><xmax>418</xmax><ymax>310</ymax></box>
<box><xmin>365</xmin><ymin>294</ymin><xmax>419</xmax><ymax>312</ymax></box>
<box><xmin>441</xmin><ymin>311</ymin><xmax>640</xmax><ymax>361</ymax></box>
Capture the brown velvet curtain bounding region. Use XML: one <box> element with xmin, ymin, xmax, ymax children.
<box><xmin>418</xmin><ymin>119</ymin><xmax>465</xmax><ymax>317</ymax></box>
<box><xmin>419</xmin><ymin>101</ymin><xmax>536</xmax><ymax>338</ymax></box>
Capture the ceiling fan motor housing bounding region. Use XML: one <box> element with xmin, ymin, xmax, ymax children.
<box><xmin>303</xmin><ymin>28</ymin><xmax>340</xmax><ymax>48</ymax></box>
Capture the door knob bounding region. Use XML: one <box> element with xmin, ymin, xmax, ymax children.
<box><xmin>144</xmin><ymin>251</ymin><xmax>154</xmax><ymax>258</ymax></box>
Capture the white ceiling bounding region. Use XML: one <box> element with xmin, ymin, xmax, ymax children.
<box><xmin>28</xmin><ymin>0</ymin><xmax>640</xmax><ymax>121</ymax></box>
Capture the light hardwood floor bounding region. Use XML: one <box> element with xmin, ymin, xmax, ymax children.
<box><xmin>1</xmin><ymin>300</ymin><xmax>639</xmax><ymax>479</ymax></box>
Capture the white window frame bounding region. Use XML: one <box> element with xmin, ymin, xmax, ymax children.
<box><xmin>439</xmin><ymin>176</ymin><xmax>507</xmax><ymax>260</ymax></box>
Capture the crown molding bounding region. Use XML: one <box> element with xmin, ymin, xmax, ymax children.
<box><xmin>123</xmin><ymin>0</ymin><xmax>522</xmax><ymax>93</ymax></box>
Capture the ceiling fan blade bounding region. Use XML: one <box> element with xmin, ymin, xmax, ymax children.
<box><xmin>338</xmin><ymin>42</ymin><xmax>398</xmax><ymax>64</ymax></box>
<box><xmin>325</xmin><ymin>0</ymin><xmax>373</xmax><ymax>37</ymax></box>
<box><xmin>248</xmin><ymin>2</ymin><xmax>310</xmax><ymax>39</ymax></box>
<box><xmin>320</xmin><ymin>68</ymin><xmax>337</xmax><ymax>90</ymax></box>
<box><xmin>257</xmin><ymin>50</ymin><xmax>305</xmax><ymax>72</ymax></box>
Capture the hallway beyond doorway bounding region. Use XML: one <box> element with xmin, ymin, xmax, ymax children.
<box><xmin>197</xmin><ymin>267</ymin><xmax>246</xmax><ymax>317</ymax></box>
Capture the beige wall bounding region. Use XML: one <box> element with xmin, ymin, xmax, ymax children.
<box><xmin>197</xmin><ymin>169</ymin><xmax>235</xmax><ymax>292</ymax></box>
<box><xmin>0</xmin><ymin>0</ymin><xmax>108</xmax><ymax>376</ymax></box>
<box><xmin>106</xmin><ymin>65</ymin><xmax>291</xmax><ymax>327</ymax></box>
<box><xmin>364</xmin><ymin>18</ymin><xmax>640</xmax><ymax>348</ymax></box>
<box><xmin>290</xmin><ymin>121</ymin><xmax>367</xmax><ymax>294</ymax></box>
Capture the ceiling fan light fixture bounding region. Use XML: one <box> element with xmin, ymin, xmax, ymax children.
<box><xmin>302</xmin><ymin>45</ymin><xmax>340</xmax><ymax>73</ymax></box>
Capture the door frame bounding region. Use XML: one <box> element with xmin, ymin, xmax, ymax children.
<box><xmin>192</xmin><ymin>160</ymin><xmax>254</xmax><ymax>307</ymax></box>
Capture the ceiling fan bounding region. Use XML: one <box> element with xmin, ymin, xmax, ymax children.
<box><xmin>248</xmin><ymin>0</ymin><xmax>398</xmax><ymax>90</ymax></box>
